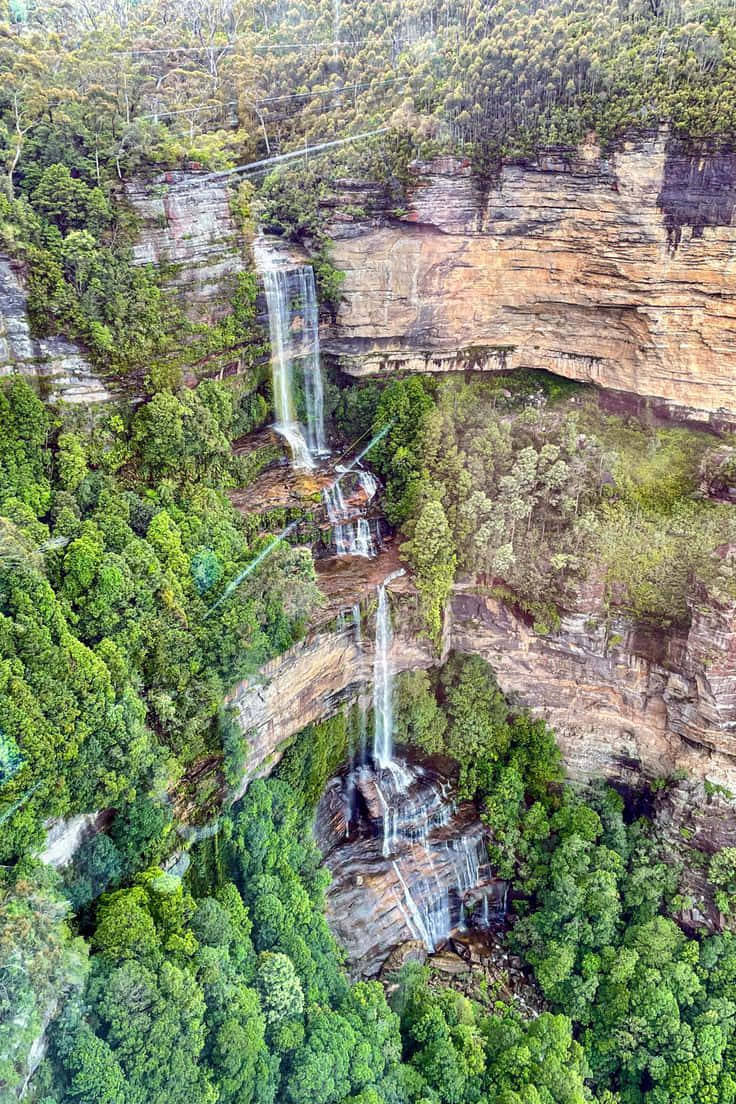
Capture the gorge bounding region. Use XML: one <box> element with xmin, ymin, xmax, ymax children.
<box><xmin>3</xmin><ymin>3</ymin><xmax>736</xmax><ymax>1101</ymax></box>
<box><xmin>13</xmin><ymin>128</ymin><xmax>736</xmax><ymax>974</ymax></box>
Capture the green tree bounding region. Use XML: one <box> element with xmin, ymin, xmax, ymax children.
<box><xmin>256</xmin><ymin>951</ymin><xmax>305</xmax><ymax>1026</ymax></box>
<box><xmin>710</xmin><ymin>847</ymin><xmax>736</xmax><ymax>916</ymax></box>
<box><xmin>403</xmin><ymin>495</ymin><xmax>456</xmax><ymax>647</ymax></box>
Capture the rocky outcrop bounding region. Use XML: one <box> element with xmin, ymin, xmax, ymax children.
<box><xmin>324</xmin><ymin>132</ymin><xmax>736</xmax><ymax>422</ymax></box>
<box><xmin>0</xmin><ymin>258</ymin><xmax>110</xmax><ymax>402</ymax></box>
<box><xmin>315</xmin><ymin>763</ymin><xmax>503</xmax><ymax>977</ymax></box>
<box><xmin>228</xmin><ymin>576</ymin><xmax>736</xmax><ymax>796</ymax></box>
<box><xmin>41</xmin><ymin>810</ymin><xmax>114</xmax><ymax>867</ymax></box>
<box><xmin>230</xmin><ymin>574</ymin><xmax>736</xmax><ymax>961</ymax></box>
<box><xmin>124</xmin><ymin>172</ymin><xmax>245</xmax><ymax>324</ymax></box>
<box><xmin>450</xmin><ymin>586</ymin><xmax>736</xmax><ymax>790</ymax></box>
<box><xmin>655</xmin><ymin>779</ymin><xmax>736</xmax><ymax>931</ymax></box>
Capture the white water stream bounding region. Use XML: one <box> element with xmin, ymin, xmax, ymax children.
<box><xmin>366</xmin><ymin>574</ymin><xmax>493</xmax><ymax>950</ymax></box>
<box><xmin>257</xmin><ymin>249</ymin><xmax>326</xmax><ymax>469</ymax></box>
<box><xmin>322</xmin><ymin>465</ymin><xmax>380</xmax><ymax>558</ymax></box>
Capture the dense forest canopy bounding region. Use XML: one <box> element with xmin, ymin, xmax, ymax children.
<box><xmin>334</xmin><ymin>372</ymin><xmax>736</xmax><ymax>645</ymax></box>
<box><xmin>0</xmin><ymin>376</ymin><xmax>318</xmax><ymax>865</ymax></box>
<box><xmin>6</xmin><ymin>658</ymin><xmax>734</xmax><ymax>1104</ymax></box>
<box><xmin>3</xmin><ymin>0</ymin><xmax>736</xmax><ymax>187</ymax></box>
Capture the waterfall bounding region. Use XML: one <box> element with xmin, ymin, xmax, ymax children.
<box><xmin>257</xmin><ymin>250</ymin><xmax>326</xmax><ymax>469</ymax></box>
<box><xmin>323</xmin><ymin>480</ymin><xmax>350</xmax><ymax>556</ymax></box>
<box><xmin>261</xmin><ymin>267</ymin><xmax>311</xmax><ymax>469</ymax></box>
<box><xmin>358</xmin><ymin>572</ymin><xmax>498</xmax><ymax>951</ymax></box>
<box><xmin>373</xmin><ymin>575</ymin><xmax>402</xmax><ymax>769</ymax></box>
<box><xmin>322</xmin><ymin>466</ymin><xmax>378</xmax><ymax>558</ymax></box>
<box><xmin>319</xmin><ymin>424</ymin><xmax>391</xmax><ymax>560</ymax></box>
<box><xmin>352</xmin><ymin>603</ymin><xmax>368</xmax><ymax>763</ymax></box>
<box><xmin>372</xmin><ymin>572</ymin><xmax>411</xmax><ymax>854</ymax></box>
<box><xmin>295</xmin><ymin>266</ymin><xmax>327</xmax><ymax>457</ymax></box>
<box><xmin>351</xmin><ymin>518</ymin><xmax>374</xmax><ymax>558</ymax></box>
<box><xmin>323</xmin><ymin>479</ymin><xmax>345</xmax><ymax>550</ymax></box>
<box><xmin>357</xmin><ymin>469</ymin><xmax>378</xmax><ymax>501</ymax></box>
<box><xmin>318</xmin><ymin>573</ymin><xmax>498</xmax><ymax>961</ymax></box>
<box><xmin>392</xmin><ymin>860</ymin><xmax>435</xmax><ymax>949</ymax></box>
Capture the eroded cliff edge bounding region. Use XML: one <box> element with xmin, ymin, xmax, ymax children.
<box><xmin>227</xmin><ymin>572</ymin><xmax>736</xmax><ymax>944</ymax></box>
<box><xmin>324</xmin><ymin>131</ymin><xmax>736</xmax><ymax>422</ymax></box>
<box><xmin>229</xmin><ymin>578</ymin><xmax>736</xmax><ymax>795</ymax></box>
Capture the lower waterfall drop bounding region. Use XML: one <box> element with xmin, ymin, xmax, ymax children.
<box><xmin>368</xmin><ymin>574</ymin><xmax>496</xmax><ymax>952</ymax></box>
<box><xmin>316</xmin><ymin>578</ymin><xmax>508</xmax><ymax>973</ymax></box>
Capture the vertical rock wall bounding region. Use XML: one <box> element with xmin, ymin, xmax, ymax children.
<box><xmin>324</xmin><ymin>132</ymin><xmax>736</xmax><ymax>423</ymax></box>
<box><xmin>124</xmin><ymin>172</ymin><xmax>246</xmax><ymax>324</ymax></box>
<box><xmin>0</xmin><ymin>258</ymin><xmax>110</xmax><ymax>402</ymax></box>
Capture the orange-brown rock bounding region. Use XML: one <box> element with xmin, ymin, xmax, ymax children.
<box><xmin>225</xmin><ymin>570</ymin><xmax>736</xmax><ymax>809</ymax></box>
<box><xmin>450</xmin><ymin>586</ymin><xmax>736</xmax><ymax>790</ymax></box>
<box><xmin>225</xmin><ymin>578</ymin><xmax>435</xmax><ymax>800</ymax></box>
<box><xmin>314</xmin><ymin>765</ymin><xmax>501</xmax><ymax>977</ymax></box>
<box><xmin>324</xmin><ymin>133</ymin><xmax>736</xmax><ymax>422</ymax></box>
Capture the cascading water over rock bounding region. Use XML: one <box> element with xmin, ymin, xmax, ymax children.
<box><xmin>319</xmin><ymin>423</ymin><xmax>391</xmax><ymax>559</ymax></box>
<box><xmin>368</xmin><ymin>576</ymin><xmax>487</xmax><ymax>932</ymax></box>
<box><xmin>322</xmin><ymin>467</ymin><xmax>379</xmax><ymax>557</ymax></box>
<box><xmin>257</xmin><ymin>246</ymin><xmax>326</xmax><ymax>469</ymax></box>
<box><xmin>317</xmin><ymin>574</ymin><xmax>504</xmax><ymax>969</ymax></box>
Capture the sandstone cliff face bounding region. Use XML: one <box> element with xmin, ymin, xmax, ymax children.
<box><xmin>316</xmin><ymin>771</ymin><xmax>500</xmax><ymax>977</ymax></box>
<box><xmin>227</xmin><ymin>580</ymin><xmax>736</xmax><ymax>796</ymax></box>
<box><xmin>226</xmin><ymin>585</ymin><xmax>435</xmax><ymax>799</ymax></box>
<box><xmin>324</xmin><ymin>132</ymin><xmax>736</xmax><ymax>422</ymax></box>
<box><xmin>41</xmin><ymin>810</ymin><xmax>114</xmax><ymax>868</ymax></box>
<box><xmin>124</xmin><ymin>172</ymin><xmax>245</xmax><ymax>324</ymax></box>
<box><xmin>0</xmin><ymin>258</ymin><xmax>110</xmax><ymax>402</ymax></box>
<box><xmin>450</xmin><ymin>588</ymin><xmax>736</xmax><ymax>790</ymax></box>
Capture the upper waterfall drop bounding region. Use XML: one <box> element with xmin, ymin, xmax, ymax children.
<box><xmin>295</xmin><ymin>264</ymin><xmax>327</xmax><ymax>458</ymax></box>
<box><xmin>256</xmin><ymin>243</ymin><xmax>327</xmax><ymax>469</ymax></box>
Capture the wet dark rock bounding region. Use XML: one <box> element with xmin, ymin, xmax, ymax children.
<box><xmin>658</xmin><ymin>147</ymin><xmax>736</xmax><ymax>245</ymax></box>
<box><xmin>316</xmin><ymin>757</ymin><xmax>506</xmax><ymax>978</ymax></box>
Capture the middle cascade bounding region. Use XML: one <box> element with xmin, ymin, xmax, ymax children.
<box><xmin>259</xmin><ymin>255</ymin><xmax>326</xmax><ymax>469</ymax></box>
<box><xmin>322</xmin><ymin>467</ymin><xmax>379</xmax><ymax>558</ymax></box>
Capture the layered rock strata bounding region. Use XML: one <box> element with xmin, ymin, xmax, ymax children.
<box><xmin>323</xmin><ymin>132</ymin><xmax>736</xmax><ymax>422</ymax></box>
<box><xmin>0</xmin><ymin>258</ymin><xmax>110</xmax><ymax>402</ymax></box>
<box><xmin>315</xmin><ymin>765</ymin><xmax>503</xmax><ymax>977</ymax></box>
<box><xmin>229</xmin><ymin>580</ymin><xmax>736</xmax><ymax>795</ymax></box>
<box><xmin>226</xmin><ymin>581</ymin><xmax>434</xmax><ymax>799</ymax></box>
<box><xmin>124</xmin><ymin>172</ymin><xmax>245</xmax><ymax>324</ymax></box>
<box><xmin>450</xmin><ymin>586</ymin><xmax>736</xmax><ymax>790</ymax></box>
